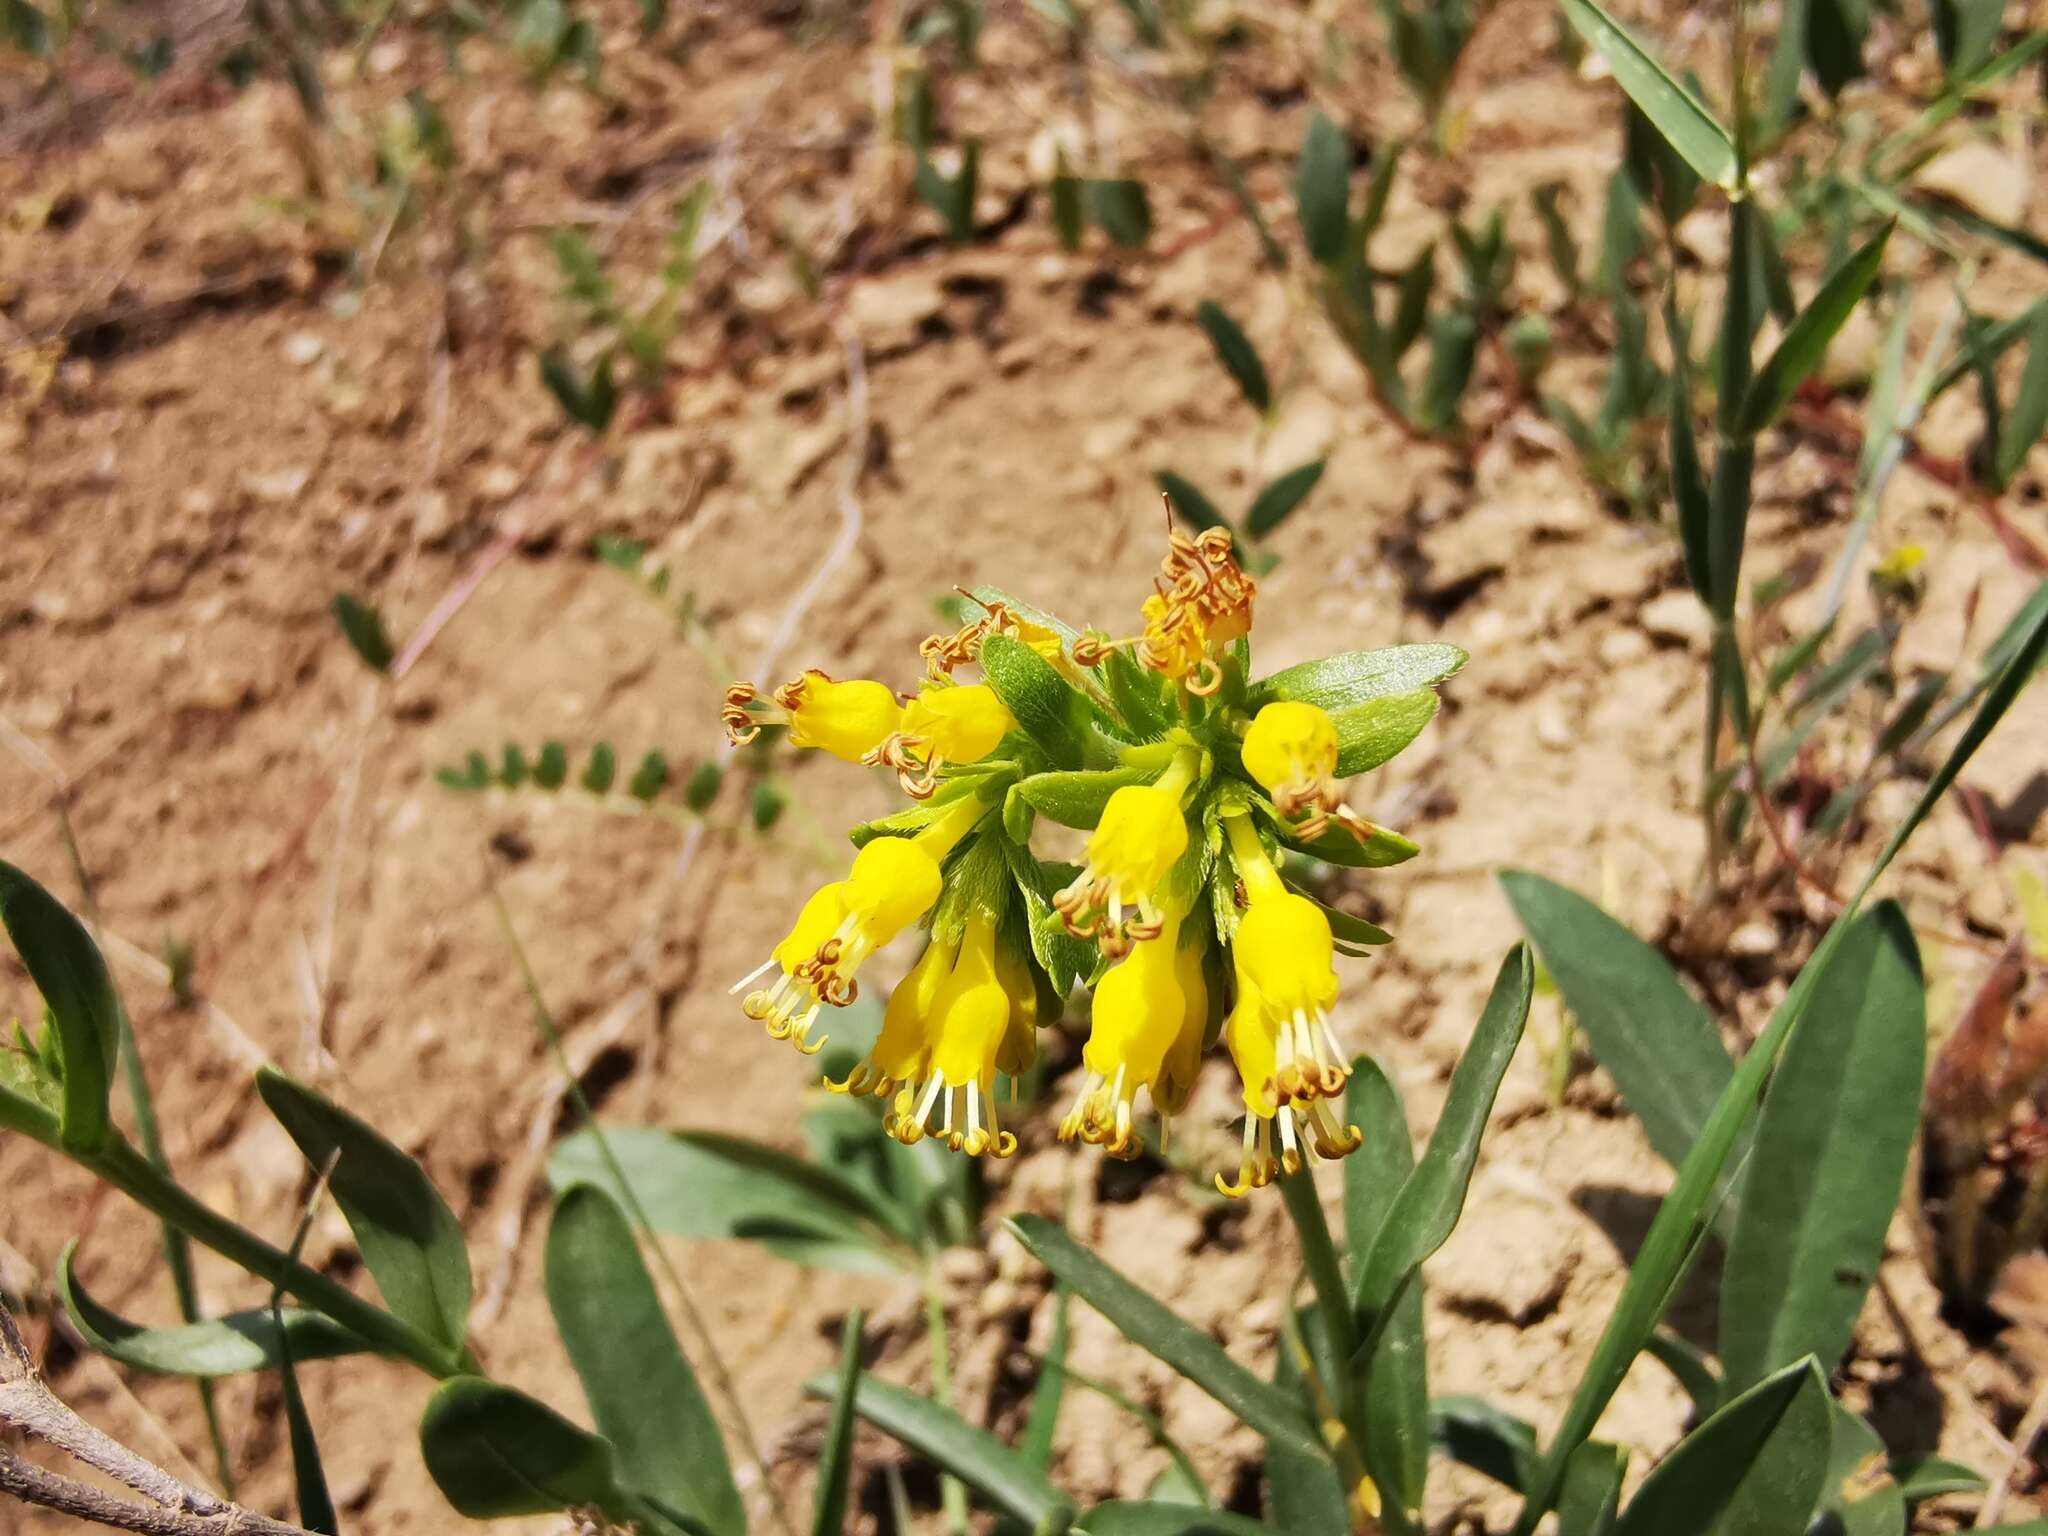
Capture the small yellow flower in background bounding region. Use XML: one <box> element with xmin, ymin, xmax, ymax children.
<box><xmin>721</xmin><ymin>670</ymin><xmax>902</xmax><ymax>761</ymax></box>
<box><xmin>1243</xmin><ymin>701</ymin><xmax>1346</xmax><ymax>839</ymax></box>
<box><xmin>867</xmin><ymin>683</ymin><xmax>1017</xmax><ymax>798</ymax></box>
<box><xmin>1059</xmin><ymin>912</ymin><xmax>1186</xmax><ymax>1158</ymax></box>
<box><xmin>737</xmin><ymin>795</ymin><xmax>982</xmax><ymax>1052</ymax></box>
<box><xmin>1873</xmin><ymin>544</ymin><xmax>1925</xmax><ymax>582</ymax></box>
<box><xmin>1055</xmin><ymin>752</ymin><xmax>1196</xmax><ymax>956</ymax></box>
<box><xmin>887</xmin><ymin>912</ymin><xmax>1020</xmax><ymax>1157</ymax></box>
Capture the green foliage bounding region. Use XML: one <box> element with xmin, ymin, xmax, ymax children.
<box><xmin>0</xmin><ymin>860</ymin><xmax>121</xmax><ymax>1151</ymax></box>
<box><xmin>330</xmin><ymin>594</ymin><xmax>394</xmax><ymax>673</ymax></box>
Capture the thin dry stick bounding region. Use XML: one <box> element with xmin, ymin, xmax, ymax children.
<box><xmin>1979</xmin><ymin>1370</ymin><xmax>2048</xmax><ymax>1527</ymax></box>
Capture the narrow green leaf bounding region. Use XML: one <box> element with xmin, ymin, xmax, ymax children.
<box><xmin>1342</xmin><ymin>1059</ymin><xmax>1427</xmax><ymax>1518</ymax></box>
<box><xmin>1006</xmin><ymin>1214</ymin><xmax>1324</xmax><ymax>1464</ymax></box>
<box><xmin>1264</xmin><ymin>808</ymin><xmax>1418</xmax><ymax>870</ymax></box>
<box><xmin>1328</xmin><ymin>689</ymin><xmax>1438</xmax><ymax>778</ymax></box>
<box><xmin>548</xmin><ymin>1126</ymin><xmax>906</xmax><ymax>1271</ymax></box>
<box><xmin>1533</xmin><ymin>184</ymin><xmax>1580</xmax><ymax>295</ymax></box>
<box><xmin>256</xmin><ymin>1068</ymin><xmax>473</xmax><ymax>1355</ymax></box>
<box><xmin>1270</xmin><ymin>1308</ymin><xmax>1349</xmax><ymax>1535</ymax></box>
<box><xmin>1195</xmin><ymin>302</ymin><xmax>1271</xmax><ymax>415</ymax></box>
<box><xmin>1818</xmin><ymin>1405</ymin><xmax>1903</xmax><ymax>1536</ymax></box>
<box><xmin>545</xmin><ymin>1186</ymin><xmax>743</xmax><ymax>1536</ymax></box>
<box><xmin>1354</xmin><ymin>947</ymin><xmax>1533</xmax><ymax>1344</ymax></box>
<box><xmin>534</xmin><ymin>740</ymin><xmax>569</xmax><ymax>790</ymax></box>
<box><xmin>419</xmin><ymin>1376</ymin><xmax>636</xmax><ymax>1524</ymax></box>
<box><xmin>1020</xmin><ymin>1285</ymin><xmax>1070</xmax><ymax>1472</ymax></box>
<box><xmin>1431</xmin><ymin>1398</ymin><xmax>1538</xmax><ymax>1490</ymax></box>
<box><xmin>1645</xmin><ymin>1330</ymin><xmax>1721</xmax><ymax>1418</ymax></box>
<box><xmin>1499</xmin><ymin>873</ymin><xmax>1731</xmax><ymax>1173</ymax></box>
<box><xmin>1890</xmin><ymin>1454</ymin><xmax>1987</xmax><ymax>1502</ymax></box>
<box><xmin>274</xmin><ymin>1291</ymin><xmax>337</xmax><ymax>1534</ymax></box>
<box><xmin>630</xmin><ymin>750</ymin><xmax>669</xmax><ymax>801</ymax></box>
<box><xmin>1417</xmin><ymin>311</ymin><xmax>1478</xmax><ymax>432</ymax></box>
<box><xmin>1295</xmin><ymin>111</ymin><xmax>1352</xmax><ymax>266</ymax></box>
<box><xmin>58</xmin><ymin>1244</ymin><xmax>367</xmax><ymax>1377</ymax></box>
<box><xmin>1557</xmin><ymin>1441</ymin><xmax>1626</xmax><ymax>1536</ymax></box>
<box><xmin>329</xmin><ymin>595</ymin><xmax>394</xmax><ymax>673</ymax></box>
<box><xmin>1667</xmin><ymin>306</ymin><xmax>1713</xmax><ymax>607</ymax></box>
<box><xmin>1720</xmin><ymin>904</ymin><xmax>1924</xmax><ymax>1392</ymax></box>
<box><xmin>1251</xmin><ymin>643</ymin><xmax>1467</xmax><ymax>712</ymax></box>
<box><xmin>1994</xmin><ymin>305</ymin><xmax>2048</xmax><ymax>486</ymax></box>
<box><xmin>1155</xmin><ymin>471</ymin><xmax>1229</xmax><ymax>534</ymax></box>
<box><xmin>1560</xmin><ymin>0</ymin><xmax>1737</xmax><ymax>190</ymax></box>
<box><xmin>1737</xmin><ymin>223</ymin><xmax>1893</xmax><ymax>437</ymax></box>
<box><xmin>803</xmin><ymin>1371</ymin><xmax>1074</xmax><ymax>1530</ymax></box>
<box><xmin>1612</xmin><ymin>1359</ymin><xmax>1830</xmax><ymax>1536</ymax></box>
<box><xmin>1051</xmin><ymin>171</ymin><xmax>1085</xmax><ymax>251</ymax></box>
<box><xmin>1805</xmin><ymin>0</ymin><xmax>1868</xmax><ymax>97</ymax></box>
<box><xmin>582</xmin><ymin>742</ymin><xmax>618</xmax><ymax>794</ymax></box>
<box><xmin>812</xmin><ymin>1309</ymin><xmax>866</xmax><ymax>1536</ymax></box>
<box><xmin>1932</xmin><ymin>297</ymin><xmax>2048</xmax><ymax>401</ymax></box>
<box><xmin>1245</xmin><ymin>461</ymin><xmax>1326</xmax><ymax>539</ymax></box>
<box><xmin>1088</xmin><ymin>179</ymin><xmax>1151</xmax><ymax>249</ymax></box>
<box><xmin>0</xmin><ymin>861</ymin><xmax>120</xmax><ymax>1151</ymax></box>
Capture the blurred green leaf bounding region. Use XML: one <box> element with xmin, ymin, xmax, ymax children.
<box><xmin>1994</xmin><ymin>305</ymin><xmax>2048</xmax><ymax>487</ymax></box>
<box><xmin>1562</xmin><ymin>0</ymin><xmax>1737</xmax><ymax>189</ymax></box>
<box><xmin>1195</xmin><ymin>302</ymin><xmax>1271</xmax><ymax>415</ymax></box>
<box><xmin>803</xmin><ymin>1371</ymin><xmax>1074</xmax><ymax>1530</ymax></box>
<box><xmin>1557</xmin><ymin>1441</ymin><xmax>1626</xmax><ymax>1536</ymax></box>
<box><xmin>1669</xmin><ymin>326</ymin><xmax>1713</xmax><ymax>607</ymax></box>
<box><xmin>0</xmin><ymin>861</ymin><xmax>120</xmax><ymax>1152</ymax></box>
<box><xmin>1804</xmin><ymin>0</ymin><xmax>1868</xmax><ymax>98</ymax></box>
<box><xmin>1252</xmin><ymin>643</ymin><xmax>1466</xmax><ymax>712</ymax></box>
<box><xmin>683</xmin><ymin>758</ymin><xmax>720</xmax><ymax>811</ymax></box>
<box><xmin>1890</xmin><ymin>1454</ymin><xmax>1987</xmax><ymax>1502</ymax></box>
<box><xmin>1245</xmin><ymin>461</ymin><xmax>1326</xmax><ymax>538</ymax></box>
<box><xmin>1417</xmin><ymin>311</ymin><xmax>1479</xmax><ymax>432</ymax></box>
<box><xmin>1737</xmin><ymin>223</ymin><xmax>1892</xmax><ymax>436</ymax></box>
<box><xmin>546</xmin><ymin>1186</ymin><xmax>741</xmax><ymax>1536</ymax></box>
<box><xmin>812</xmin><ymin>1309</ymin><xmax>865</xmax><ymax>1536</ymax></box>
<box><xmin>1645</xmin><ymin>1330</ymin><xmax>1721</xmax><ymax>1418</ymax></box>
<box><xmin>58</xmin><ymin>1243</ymin><xmax>366</xmax><ymax>1377</ymax></box>
<box><xmin>256</xmin><ymin>1068</ymin><xmax>473</xmax><ymax>1355</ymax></box>
<box><xmin>1720</xmin><ymin>904</ymin><xmax>1923</xmax><ymax>1392</ymax></box>
<box><xmin>1052</xmin><ymin>169</ymin><xmax>1085</xmax><ymax>252</ymax></box>
<box><xmin>751</xmin><ymin>780</ymin><xmax>786</xmax><ymax>831</ymax></box>
<box><xmin>549</xmin><ymin>1126</ymin><xmax>908</xmax><ymax>1271</ymax></box>
<box><xmin>1532</xmin><ymin>184</ymin><xmax>1581</xmax><ymax>296</ymax></box>
<box><xmin>330</xmin><ymin>595</ymin><xmax>394</xmax><ymax>673</ymax></box>
<box><xmin>1266</xmin><ymin>809</ymin><xmax>1417</xmax><ymax>870</ymax></box>
<box><xmin>1296</xmin><ymin>111</ymin><xmax>1352</xmax><ymax>266</ymax></box>
<box><xmin>1088</xmin><ymin>179</ymin><xmax>1151</xmax><ymax>249</ymax></box>
<box><xmin>1389</xmin><ymin>246</ymin><xmax>1436</xmax><ymax>361</ymax></box>
<box><xmin>1612</xmin><ymin>1360</ymin><xmax>1830</xmax><ymax>1536</ymax></box>
<box><xmin>1343</xmin><ymin>1058</ymin><xmax>1427</xmax><ymax>1520</ymax></box>
<box><xmin>1432</xmin><ymin>1398</ymin><xmax>1537</xmax><ymax>1490</ymax></box>
<box><xmin>1075</xmin><ymin>1505</ymin><xmax>1266</xmax><ymax>1535</ymax></box>
<box><xmin>1353</xmin><ymin>946</ymin><xmax>1532</xmax><ymax>1355</ymax></box>
<box><xmin>534</xmin><ymin>741</ymin><xmax>568</xmax><ymax>790</ymax></box>
<box><xmin>1019</xmin><ymin>1285</ymin><xmax>1069</xmax><ymax>1472</ymax></box>
<box><xmin>582</xmin><ymin>743</ymin><xmax>618</xmax><ymax>795</ymax></box>
<box><xmin>1499</xmin><ymin>873</ymin><xmax>1732</xmax><ymax>1176</ymax></box>
<box><xmin>1818</xmin><ymin>1405</ymin><xmax>1902</xmax><ymax>1536</ymax></box>
<box><xmin>1007</xmin><ymin>1215</ymin><xmax>1324</xmax><ymax>1464</ymax></box>
<box><xmin>630</xmin><ymin>750</ymin><xmax>669</xmax><ymax>802</ymax></box>
<box><xmin>4</xmin><ymin>0</ymin><xmax>54</xmax><ymax>55</ymax></box>
<box><xmin>419</xmin><ymin>1377</ymin><xmax>636</xmax><ymax>1524</ymax></box>
<box><xmin>1155</xmin><ymin>471</ymin><xmax>1229</xmax><ymax>534</ymax></box>
<box><xmin>1931</xmin><ymin>0</ymin><xmax>2004</xmax><ymax>79</ymax></box>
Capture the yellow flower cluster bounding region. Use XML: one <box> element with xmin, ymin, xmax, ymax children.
<box><xmin>723</xmin><ymin>531</ymin><xmax>1438</xmax><ymax>1195</ymax></box>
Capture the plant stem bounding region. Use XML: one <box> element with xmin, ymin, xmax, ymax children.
<box><xmin>1278</xmin><ymin>1166</ymin><xmax>1357</xmax><ymax>1363</ymax></box>
<box><xmin>81</xmin><ymin>1135</ymin><xmax>457</xmax><ymax>1378</ymax></box>
<box><xmin>924</xmin><ymin>1261</ymin><xmax>971</xmax><ymax>1536</ymax></box>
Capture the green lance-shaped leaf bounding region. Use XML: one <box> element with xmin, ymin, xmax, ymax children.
<box><xmin>1343</xmin><ymin>1058</ymin><xmax>1428</xmax><ymax>1519</ymax></box>
<box><xmin>1667</xmin><ymin>307</ymin><xmax>1713</xmax><ymax>608</ymax></box>
<box><xmin>1719</xmin><ymin>903</ymin><xmax>1924</xmax><ymax>1392</ymax></box>
<box><xmin>1251</xmin><ymin>643</ymin><xmax>1467</xmax><ymax>713</ymax></box>
<box><xmin>1020</xmin><ymin>1283</ymin><xmax>1070</xmax><ymax>1472</ymax></box>
<box><xmin>1805</xmin><ymin>0</ymin><xmax>1868</xmax><ymax>98</ymax></box>
<box><xmin>802</xmin><ymin>1370</ymin><xmax>1075</xmax><ymax>1531</ymax></box>
<box><xmin>544</xmin><ymin>1186</ymin><xmax>744</xmax><ymax>1536</ymax></box>
<box><xmin>548</xmin><ymin>1126</ymin><xmax>909</xmax><ymax>1272</ymax></box>
<box><xmin>1270</xmin><ymin>1307</ymin><xmax>1350</xmax><ymax>1535</ymax></box>
<box><xmin>812</xmin><ymin>1308</ymin><xmax>866</xmax><ymax>1536</ymax></box>
<box><xmin>1499</xmin><ymin>873</ymin><xmax>1732</xmax><ymax>1175</ymax></box>
<box><xmin>1556</xmin><ymin>1441</ymin><xmax>1626</xmax><ymax>1536</ymax></box>
<box><xmin>1006</xmin><ymin>1214</ymin><xmax>1324</xmax><ymax>1464</ymax></box>
<box><xmin>1074</xmin><ymin>1504</ymin><xmax>1268</xmax><ymax>1535</ymax></box>
<box><xmin>1817</xmin><ymin>1405</ymin><xmax>1904</xmax><ymax>1536</ymax></box>
<box><xmin>630</xmin><ymin>749</ymin><xmax>670</xmax><ymax>801</ymax></box>
<box><xmin>1245</xmin><ymin>461</ymin><xmax>1326</xmax><ymax>538</ymax></box>
<box><xmin>1328</xmin><ymin>688</ymin><xmax>1439</xmax><ymax>778</ymax></box>
<box><xmin>1155</xmin><ymin>471</ymin><xmax>1228</xmax><ymax>534</ymax></box>
<box><xmin>1015</xmin><ymin>766</ymin><xmax>1159</xmax><ymax>830</ymax></box>
<box><xmin>1560</xmin><ymin>0</ymin><xmax>1737</xmax><ymax>191</ymax></box>
<box><xmin>419</xmin><ymin>1377</ymin><xmax>643</xmax><ymax>1525</ymax></box>
<box><xmin>1994</xmin><ymin>304</ymin><xmax>2048</xmax><ymax>488</ymax></box>
<box><xmin>256</xmin><ymin>1068</ymin><xmax>473</xmax><ymax>1356</ymax></box>
<box><xmin>534</xmin><ymin>740</ymin><xmax>569</xmax><ymax>790</ymax></box>
<box><xmin>981</xmin><ymin>631</ymin><xmax>1098</xmax><ymax>770</ymax></box>
<box><xmin>1511</xmin><ymin>603</ymin><xmax>2048</xmax><ymax>1533</ymax></box>
<box><xmin>1889</xmin><ymin>1454</ymin><xmax>1987</xmax><ymax>1503</ymax></box>
<box><xmin>1612</xmin><ymin>1359</ymin><xmax>1831</xmax><ymax>1536</ymax></box>
<box><xmin>1051</xmin><ymin>169</ymin><xmax>1085</xmax><ymax>251</ymax></box>
<box><xmin>1931</xmin><ymin>297</ymin><xmax>2048</xmax><ymax>403</ymax></box>
<box><xmin>1417</xmin><ymin>311</ymin><xmax>1479</xmax><ymax>434</ymax></box>
<box><xmin>329</xmin><ymin>594</ymin><xmax>394</xmax><ymax>673</ymax></box>
<box><xmin>0</xmin><ymin>861</ymin><xmax>121</xmax><ymax>1152</ymax></box>
<box><xmin>1430</xmin><ymin>1398</ymin><xmax>1538</xmax><ymax>1491</ymax></box>
<box><xmin>1195</xmin><ymin>302</ymin><xmax>1271</xmax><ymax>415</ymax></box>
<box><xmin>1645</xmin><ymin>1330</ymin><xmax>1721</xmax><ymax>1419</ymax></box>
<box><xmin>1352</xmin><ymin>946</ymin><xmax>1533</xmax><ymax>1356</ymax></box>
<box><xmin>1088</xmin><ymin>179</ymin><xmax>1152</xmax><ymax>249</ymax></box>
<box><xmin>1736</xmin><ymin>223</ymin><xmax>1893</xmax><ymax>437</ymax></box>
<box><xmin>1295</xmin><ymin>111</ymin><xmax>1353</xmax><ymax>266</ymax></box>
<box><xmin>58</xmin><ymin>1243</ymin><xmax>369</xmax><ymax>1377</ymax></box>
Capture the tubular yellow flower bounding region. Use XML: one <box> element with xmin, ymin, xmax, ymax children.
<box><xmin>994</xmin><ymin>939</ymin><xmax>1041</xmax><ymax>1079</ymax></box>
<box><xmin>736</xmin><ymin>796</ymin><xmax>983</xmax><ymax>1052</ymax></box>
<box><xmin>1223</xmin><ymin>812</ymin><xmax>1354</xmax><ymax>1106</ymax></box>
<box><xmin>920</xmin><ymin>600</ymin><xmax>1066</xmax><ymax>678</ymax></box>
<box><xmin>1215</xmin><ymin>973</ymin><xmax>1362</xmax><ymax>1197</ymax></box>
<box><xmin>1243</xmin><ymin>701</ymin><xmax>1346</xmax><ymax>839</ymax></box>
<box><xmin>1054</xmin><ymin>752</ymin><xmax>1197</xmax><ymax>956</ymax></box>
<box><xmin>1059</xmin><ymin>913</ymin><xmax>1185</xmax><ymax>1158</ymax></box>
<box><xmin>721</xmin><ymin>670</ymin><xmax>903</xmax><ymax>761</ymax></box>
<box><xmin>866</xmin><ymin>683</ymin><xmax>1017</xmax><ymax>798</ymax></box>
<box><xmin>886</xmin><ymin>912</ymin><xmax>1019</xmax><ymax>1157</ymax></box>
<box><xmin>827</xmin><ymin>932</ymin><xmax>955</xmax><ymax>1098</ymax></box>
<box><xmin>1151</xmin><ymin>937</ymin><xmax>1211</xmax><ymax>1118</ymax></box>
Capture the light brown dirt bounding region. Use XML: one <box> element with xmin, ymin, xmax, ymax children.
<box><xmin>3</xmin><ymin>2</ymin><xmax>2047</xmax><ymax>1533</ymax></box>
